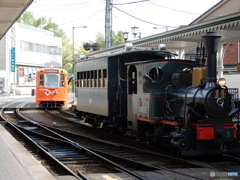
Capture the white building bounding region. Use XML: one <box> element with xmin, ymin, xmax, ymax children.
<box><xmin>0</xmin><ymin>22</ymin><xmax>62</xmax><ymax>95</ymax></box>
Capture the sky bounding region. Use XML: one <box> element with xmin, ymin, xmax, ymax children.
<box><xmin>27</xmin><ymin>0</ymin><xmax>222</xmax><ymax>45</ymax></box>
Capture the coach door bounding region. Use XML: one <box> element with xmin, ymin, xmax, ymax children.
<box><xmin>128</xmin><ymin>65</ymin><xmax>137</xmax><ymax>94</ymax></box>
<box><xmin>127</xmin><ymin>65</ymin><xmax>138</xmax><ymax>130</ymax></box>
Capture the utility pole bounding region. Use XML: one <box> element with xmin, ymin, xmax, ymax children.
<box><xmin>105</xmin><ymin>0</ymin><xmax>112</xmax><ymax>48</ymax></box>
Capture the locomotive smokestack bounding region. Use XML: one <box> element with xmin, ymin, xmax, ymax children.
<box><xmin>202</xmin><ymin>32</ymin><xmax>221</xmax><ymax>88</ymax></box>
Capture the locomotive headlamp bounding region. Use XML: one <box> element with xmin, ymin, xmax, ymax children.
<box><xmin>218</xmin><ymin>78</ymin><xmax>226</xmax><ymax>87</ymax></box>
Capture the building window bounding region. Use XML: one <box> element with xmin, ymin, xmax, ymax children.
<box><xmin>20</xmin><ymin>41</ymin><xmax>62</xmax><ymax>55</ymax></box>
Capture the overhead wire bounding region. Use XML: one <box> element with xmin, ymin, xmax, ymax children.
<box><xmin>150</xmin><ymin>2</ymin><xmax>219</xmax><ymax>17</ymax></box>
<box><xmin>30</xmin><ymin>2</ymin><xmax>103</xmax><ymax>12</ymax></box>
<box><xmin>112</xmin><ymin>5</ymin><xmax>178</xmax><ymax>28</ymax></box>
<box><xmin>112</xmin><ymin>0</ymin><xmax>150</xmax><ymax>5</ymax></box>
<box><xmin>34</xmin><ymin>2</ymin><xmax>102</xmax><ymax>6</ymax></box>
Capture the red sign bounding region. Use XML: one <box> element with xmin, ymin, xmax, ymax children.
<box><xmin>19</xmin><ymin>68</ymin><xmax>24</xmax><ymax>77</ymax></box>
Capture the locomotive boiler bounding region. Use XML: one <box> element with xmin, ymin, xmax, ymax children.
<box><xmin>75</xmin><ymin>32</ymin><xmax>240</xmax><ymax>156</ymax></box>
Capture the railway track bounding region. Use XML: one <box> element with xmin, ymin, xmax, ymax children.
<box><xmin>20</xmin><ymin>108</ymin><xmax>240</xmax><ymax>179</ymax></box>
<box><xmin>1</xmin><ymin>103</ymin><xmax>240</xmax><ymax>179</ymax></box>
<box><xmin>1</xmin><ymin>103</ymin><xmax>149</xmax><ymax>180</ymax></box>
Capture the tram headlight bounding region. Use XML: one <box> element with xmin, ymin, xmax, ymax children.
<box><xmin>218</xmin><ymin>78</ymin><xmax>226</xmax><ymax>87</ymax></box>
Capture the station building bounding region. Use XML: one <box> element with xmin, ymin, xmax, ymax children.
<box><xmin>0</xmin><ymin>22</ymin><xmax>62</xmax><ymax>95</ymax></box>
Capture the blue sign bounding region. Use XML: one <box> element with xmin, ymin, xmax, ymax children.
<box><xmin>69</xmin><ymin>74</ymin><xmax>74</xmax><ymax>77</ymax></box>
<box><xmin>11</xmin><ymin>47</ymin><xmax>16</xmax><ymax>72</ymax></box>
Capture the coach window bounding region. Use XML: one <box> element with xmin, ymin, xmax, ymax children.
<box><xmin>79</xmin><ymin>72</ymin><xmax>83</xmax><ymax>87</ymax></box>
<box><xmin>40</xmin><ymin>74</ymin><xmax>44</xmax><ymax>87</ymax></box>
<box><xmin>128</xmin><ymin>65</ymin><xmax>137</xmax><ymax>94</ymax></box>
<box><xmin>90</xmin><ymin>71</ymin><xmax>94</xmax><ymax>87</ymax></box>
<box><xmin>87</xmin><ymin>71</ymin><xmax>90</xmax><ymax>87</ymax></box>
<box><xmin>103</xmin><ymin>69</ymin><xmax>107</xmax><ymax>87</ymax></box>
<box><xmin>60</xmin><ymin>74</ymin><xmax>64</xmax><ymax>87</ymax></box>
<box><xmin>93</xmin><ymin>70</ymin><xmax>97</xmax><ymax>87</ymax></box>
<box><xmin>98</xmin><ymin>69</ymin><xmax>102</xmax><ymax>87</ymax></box>
<box><xmin>83</xmin><ymin>71</ymin><xmax>87</xmax><ymax>87</ymax></box>
<box><xmin>77</xmin><ymin>72</ymin><xmax>80</xmax><ymax>87</ymax></box>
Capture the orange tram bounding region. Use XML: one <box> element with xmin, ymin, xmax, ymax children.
<box><xmin>35</xmin><ymin>66</ymin><xmax>69</xmax><ymax>108</ymax></box>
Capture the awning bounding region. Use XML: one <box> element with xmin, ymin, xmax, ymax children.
<box><xmin>85</xmin><ymin>12</ymin><xmax>240</xmax><ymax>56</ymax></box>
<box><xmin>0</xmin><ymin>0</ymin><xmax>33</xmax><ymax>39</ymax></box>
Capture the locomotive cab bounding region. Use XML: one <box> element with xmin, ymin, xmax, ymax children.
<box><xmin>126</xmin><ymin>59</ymin><xmax>196</xmax><ymax>138</ymax></box>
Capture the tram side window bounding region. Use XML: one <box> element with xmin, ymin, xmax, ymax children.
<box><xmin>60</xmin><ymin>74</ymin><xmax>64</xmax><ymax>87</ymax></box>
<box><xmin>40</xmin><ymin>74</ymin><xmax>44</xmax><ymax>87</ymax></box>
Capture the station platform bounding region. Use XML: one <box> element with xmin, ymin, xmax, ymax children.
<box><xmin>0</xmin><ymin>123</ymin><xmax>56</xmax><ymax>180</ymax></box>
<box><xmin>0</xmin><ymin>93</ymin><xmax>78</xmax><ymax>180</ymax></box>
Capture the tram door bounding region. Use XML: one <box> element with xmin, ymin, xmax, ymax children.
<box><xmin>127</xmin><ymin>65</ymin><xmax>138</xmax><ymax>130</ymax></box>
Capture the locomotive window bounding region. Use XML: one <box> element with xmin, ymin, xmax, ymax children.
<box><xmin>148</xmin><ymin>67</ymin><xmax>163</xmax><ymax>83</ymax></box>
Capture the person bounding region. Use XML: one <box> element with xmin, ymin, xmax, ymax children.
<box><xmin>40</xmin><ymin>82</ymin><xmax>44</xmax><ymax>87</ymax></box>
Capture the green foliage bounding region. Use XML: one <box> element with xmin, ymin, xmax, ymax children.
<box><xmin>17</xmin><ymin>11</ymin><xmax>35</xmax><ymax>25</ymax></box>
<box><xmin>95</xmin><ymin>30</ymin><xmax>125</xmax><ymax>48</ymax></box>
<box><xmin>17</xmin><ymin>11</ymin><xmax>66</xmax><ymax>39</ymax></box>
<box><xmin>62</xmin><ymin>39</ymin><xmax>90</xmax><ymax>73</ymax></box>
<box><xmin>112</xmin><ymin>31</ymin><xmax>125</xmax><ymax>45</ymax></box>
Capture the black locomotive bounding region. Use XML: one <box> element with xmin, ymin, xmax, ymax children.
<box><xmin>75</xmin><ymin>32</ymin><xmax>240</xmax><ymax>156</ymax></box>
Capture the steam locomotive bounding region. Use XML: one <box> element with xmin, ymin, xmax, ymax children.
<box><xmin>74</xmin><ymin>32</ymin><xmax>240</xmax><ymax>156</ymax></box>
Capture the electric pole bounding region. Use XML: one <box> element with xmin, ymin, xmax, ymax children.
<box><xmin>105</xmin><ymin>0</ymin><xmax>112</xmax><ymax>48</ymax></box>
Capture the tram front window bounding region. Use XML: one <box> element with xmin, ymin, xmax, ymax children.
<box><xmin>46</xmin><ymin>74</ymin><xmax>59</xmax><ymax>87</ymax></box>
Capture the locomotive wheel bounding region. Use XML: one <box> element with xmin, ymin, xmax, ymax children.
<box><xmin>154</xmin><ymin>125</ymin><xmax>165</xmax><ymax>146</ymax></box>
<box><xmin>109</xmin><ymin>127</ymin><xmax>115</xmax><ymax>134</ymax></box>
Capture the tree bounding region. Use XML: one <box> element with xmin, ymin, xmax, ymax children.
<box><xmin>96</xmin><ymin>30</ymin><xmax>125</xmax><ymax>49</ymax></box>
<box><xmin>62</xmin><ymin>39</ymin><xmax>90</xmax><ymax>73</ymax></box>
<box><xmin>17</xmin><ymin>11</ymin><xmax>66</xmax><ymax>39</ymax></box>
<box><xmin>17</xmin><ymin>11</ymin><xmax>35</xmax><ymax>25</ymax></box>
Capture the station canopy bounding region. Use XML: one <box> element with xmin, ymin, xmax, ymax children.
<box><xmin>85</xmin><ymin>12</ymin><xmax>240</xmax><ymax>56</ymax></box>
<box><xmin>0</xmin><ymin>0</ymin><xmax>33</xmax><ymax>39</ymax></box>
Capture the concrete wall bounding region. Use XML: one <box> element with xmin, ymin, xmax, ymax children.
<box><xmin>224</xmin><ymin>73</ymin><xmax>240</xmax><ymax>97</ymax></box>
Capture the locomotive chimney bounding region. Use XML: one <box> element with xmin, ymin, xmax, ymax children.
<box><xmin>202</xmin><ymin>32</ymin><xmax>221</xmax><ymax>88</ymax></box>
